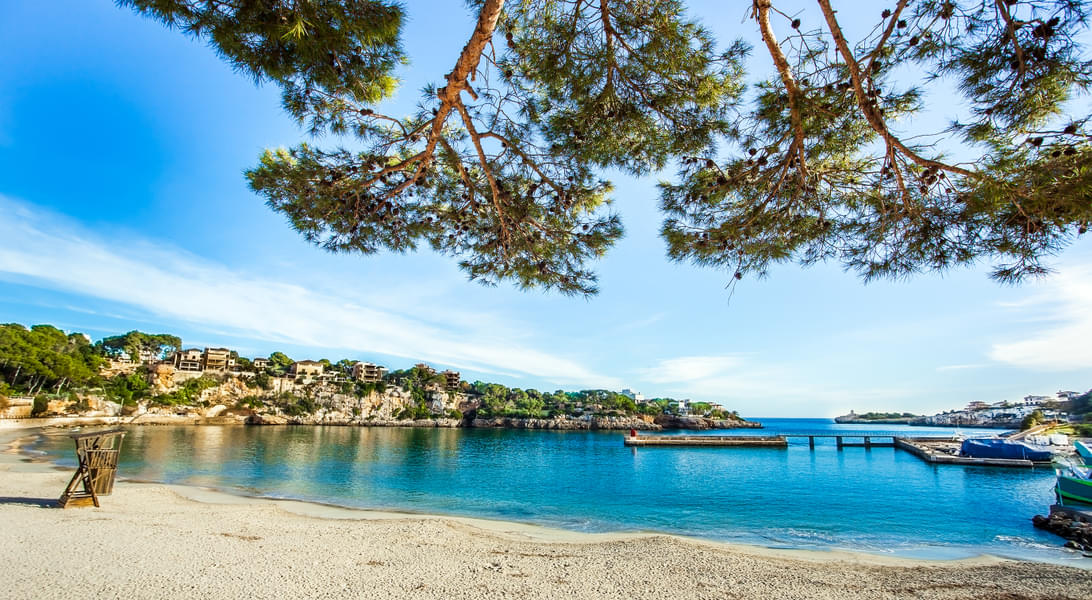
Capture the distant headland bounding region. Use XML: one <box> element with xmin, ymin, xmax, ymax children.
<box><xmin>836</xmin><ymin>392</ymin><xmax>1091</xmax><ymax>433</ymax></box>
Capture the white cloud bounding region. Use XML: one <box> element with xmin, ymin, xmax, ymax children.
<box><xmin>936</xmin><ymin>364</ymin><xmax>987</xmax><ymax>372</ymax></box>
<box><xmin>0</xmin><ymin>197</ymin><xmax>621</xmax><ymax>388</ymax></box>
<box><xmin>989</xmin><ymin>263</ymin><xmax>1092</xmax><ymax>371</ymax></box>
<box><xmin>637</xmin><ymin>354</ymin><xmax>747</xmax><ymax>384</ymax></box>
<box><xmin>633</xmin><ymin>354</ymin><xmax>910</xmax><ymax>411</ymax></box>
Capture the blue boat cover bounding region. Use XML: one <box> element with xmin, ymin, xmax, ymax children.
<box><xmin>960</xmin><ymin>438</ymin><xmax>1052</xmax><ymax>461</ymax></box>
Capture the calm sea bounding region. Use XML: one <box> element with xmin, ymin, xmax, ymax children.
<box><xmin>26</xmin><ymin>418</ymin><xmax>1080</xmax><ymax>563</ymax></box>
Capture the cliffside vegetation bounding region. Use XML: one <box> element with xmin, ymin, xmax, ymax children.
<box><xmin>0</xmin><ymin>322</ymin><xmax>742</xmax><ymax>422</ymax></box>
<box><xmin>0</xmin><ymin>324</ymin><xmax>103</xmax><ymax>395</ymax></box>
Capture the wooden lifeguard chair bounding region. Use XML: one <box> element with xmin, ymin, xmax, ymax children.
<box><xmin>58</xmin><ymin>429</ymin><xmax>126</xmax><ymax>508</ymax></box>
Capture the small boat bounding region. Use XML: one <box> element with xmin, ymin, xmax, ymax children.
<box><xmin>1056</xmin><ymin>462</ymin><xmax>1092</xmax><ymax>507</ymax></box>
<box><xmin>1075</xmin><ymin>440</ymin><xmax>1092</xmax><ymax>463</ymax></box>
<box><xmin>959</xmin><ymin>438</ymin><xmax>1053</xmax><ymax>461</ymax></box>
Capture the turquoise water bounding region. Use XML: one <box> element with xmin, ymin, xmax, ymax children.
<box><xmin>25</xmin><ymin>419</ymin><xmax>1080</xmax><ymax>563</ymax></box>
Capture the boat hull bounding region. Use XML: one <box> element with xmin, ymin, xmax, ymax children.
<box><xmin>1057</xmin><ymin>474</ymin><xmax>1092</xmax><ymax>507</ymax></box>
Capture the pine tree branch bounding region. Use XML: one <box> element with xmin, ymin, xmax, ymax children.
<box><xmin>864</xmin><ymin>0</ymin><xmax>910</xmax><ymax>76</ymax></box>
<box><xmin>412</xmin><ymin>0</ymin><xmax>505</xmax><ymax>184</ymax></box>
<box><xmin>453</xmin><ymin>99</ymin><xmax>511</xmax><ymax>251</ymax></box>
<box><xmin>753</xmin><ymin>0</ymin><xmax>809</xmax><ymax>181</ymax></box>
<box><xmin>995</xmin><ymin>0</ymin><xmax>1027</xmax><ymax>79</ymax></box>
<box><xmin>815</xmin><ymin>0</ymin><xmax>977</xmax><ymax>179</ymax></box>
<box><xmin>599</xmin><ymin>0</ymin><xmax>617</xmax><ymax>90</ymax></box>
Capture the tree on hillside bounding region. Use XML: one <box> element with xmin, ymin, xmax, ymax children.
<box><xmin>0</xmin><ymin>324</ymin><xmax>104</xmax><ymax>394</ymax></box>
<box><xmin>99</xmin><ymin>330</ymin><xmax>182</xmax><ymax>362</ymax></box>
<box><xmin>266</xmin><ymin>351</ymin><xmax>295</xmax><ymax>374</ymax></box>
<box><xmin>121</xmin><ymin>1</ymin><xmax>1090</xmax><ymax>294</ymax></box>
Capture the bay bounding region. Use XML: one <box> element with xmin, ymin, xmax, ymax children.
<box><xmin>26</xmin><ymin>418</ymin><xmax>1075</xmax><ymax>563</ymax></box>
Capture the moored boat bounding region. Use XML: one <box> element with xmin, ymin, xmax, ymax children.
<box><xmin>1056</xmin><ymin>464</ymin><xmax>1092</xmax><ymax>507</ymax></box>
<box><xmin>959</xmin><ymin>438</ymin><xmax>1053</xmax><ymax>461</ymax></box>
<box><xmin>1075</xmin><ymin>440</ymin><xmax>1092</xmax><ymax>463</ymax></box>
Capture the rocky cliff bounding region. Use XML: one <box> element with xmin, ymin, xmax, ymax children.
<box><xmin>653</xmin><ymin>414</ymin><xmax>762</xmax><ymax>430</ymax></box>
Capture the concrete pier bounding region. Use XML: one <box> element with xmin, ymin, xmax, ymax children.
<box><xmin>623</xmin><ymin>435</ymin><xmax>788</xmax><ymax>447</ymax></box>
<box><xmin>893</xmin><ymin>437</ymin><xmax>1050</xmax><ymax>468</ymax></box>
<box><xmin>624</xmin><ymin>434</ymin><xmax>1051</xmax><ymax>468</ymax></box>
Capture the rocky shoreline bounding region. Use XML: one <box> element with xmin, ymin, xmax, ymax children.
<box><xmin>1033</xmin><ymin>510</ymin><xmax>1092</xmax><ymax>554</ymax></box>
<box><xmin>833</xmin><ymin>417</ymin><xmax>915</xmax><ymax>425</ymax></box>
<box><xmin>8</xmin><ymin>412</ymin><xmax>762</xmax><ymax>431</ymax></box>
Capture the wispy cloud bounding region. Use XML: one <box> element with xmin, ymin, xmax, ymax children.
<box><xmin>936</xmin><ymin>364</ymin><xmax>988</xmax><ymax>372</ymax></box>
<box><xmin>633</xmin><ymin>354</ymin><xmax>911</xmax><ymax>410</ymax></box>
<box><xmin>0</xmin><ymin>197</ymin><xmax>621</xmax><ymax>388</ymax></box>
<box><xmin>989</xmin><ymin>263</ymin><xmax>1092</xmax><ymax>371</ymax></box>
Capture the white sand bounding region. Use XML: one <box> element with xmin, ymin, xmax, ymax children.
<box><xmin>2</xmin><ymin>426</ymin><xmax>1091</xmax><ymax>599</ymax></box>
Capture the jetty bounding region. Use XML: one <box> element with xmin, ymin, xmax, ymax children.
<box><xmin>624</xmin><ymin>433</ymin><xmax>1054</xmax><ymax>468</ymax></box>
<box><xmin>623</xmin><ymin>435</ymin><xmax>787</xmax><ymax>447</ymax></box>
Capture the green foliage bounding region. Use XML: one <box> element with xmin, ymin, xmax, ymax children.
<box><xmin>1021</xmin><ymin>409</ymin><xmax>1046</xmax><ymax>430</ymax></box>
<box><xmin>397</xmin><ymin>401</ymin><xmax>432</xmax><ymax>420</ymax></box>
<box><xmin>124</xmin><ymin>0</ymin><xmax>741</xmax><ymax>295</ymax></box>
<box><xmin>152</xmin><ymin>375</ymin><xmax>220</xmax><ymax>405</ymax></box>
<box><xmin>104</xmin><ymin>373</ymin><xmax>151</xmax><ymax>407</ymax></box>
<box><xmin>98</xmin><ymin>330</ymin><xmax>181</xmax><ymax>362</ymax></box>
<box><xmin>854</xmin><ymin>412</ymin><xmax>918</xmax><ymax>420</ymax></box>
<box><xmin>1066</xmin><ymin>390</ymin><xmax>1092</xmax><ymax>421</ymax></box>
<box><xmin>237</xmin><ymin>395</ymin><xmax>264</xmax><ymax>409</ymax></box>
<box><xmin>266</xmin><ymin>352</ymin><xmax>294</xmax><ymax>375</ymax></box>
<box><xmin>252</xmin><ymin>371</ymin><xmax>273</xmax><ymax>391</ymax></box>
<box><xmin>281</xmin><ymin>395</ymin><xmax>318</xmax><ymax>416</ymax></box>
<box><xmin>119</xmin><ymin>0</ymin><xmax>403</xmax><ymax>108</ymax></box>
<box><xmin>446</xmin><ymin>408</ymin><xmax>463</xmax><ymax>420</ymax></box>
<box><xmin>0</xmin><ymin>323</ymin><xmax>104</xmax><ymax>393</ymax></box>
<box><xmin>501</xmin><ymin>0</ymin><xmax>746</xmax><ymax>174</ymax></box>
<box><xmin>121</xmin><ymin>0</ymin><xmax>1092</xmax><ymax>294</ymax></box>
<box><xmin>31</xmin><ymin>395</ymin><xmax>48</xmax><ymax>416</ymax></box>
<box><xmin>661</xmin><ymin>0</ymin><xmax>1092</xmax><ymax>287</ymax></box>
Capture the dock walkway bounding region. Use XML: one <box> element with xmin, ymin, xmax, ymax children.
<box><xmin>624</xmin><ymin>433</ymin><xmax>1054</xmax><ymax>468</ymax></box>
<box><xmin>623</xmin><ymin>435</ymin><xmax>787</xmax><ymax>447</ymax></box>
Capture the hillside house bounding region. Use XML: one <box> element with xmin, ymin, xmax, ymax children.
<box><xmin>173</xmin><ymin>348</ymin><xmax>204</xmax><ymax>372</ymax></box>
<box><xmin>203</xmin><ymin>347</ymin><xmax>233</xmax><ymax>371</ymax></box>
<box><xmin>291</xmin><ymin>360</ymin><xmax>325</xmax><ymax>378</ymax></box>
<box><xmin>352</xmin><ymin>362</ymin><xmax>387</xmax><ymax>383</ymax></box>
<box><xmin>442</xmin><ymin>370</ymin><xmax>460</xmax><ymax>390</ymax></box>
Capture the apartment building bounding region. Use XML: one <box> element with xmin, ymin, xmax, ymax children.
<box><xmin>352</xmin><ymin>362</ymin><xmax>388</xmax><ymax>383</ymax></box>
<box><xmin>442</xmin><ymin>370</ymin><xmax>460</xmax><ymax>390</ymax></box>
<box><xmin>203</xmin><ymin>347</ymin><xmax>233</xmax><ymax>371</ymax></box>
<box><xmin>291</xmin><ymin>360</ymin><xmax>325</xmax><ymax>378</ymax></box>
<box><xmin>172</xmin><ymin>348</ymin><xmax>204</xmax><ymax>371</ymax></box>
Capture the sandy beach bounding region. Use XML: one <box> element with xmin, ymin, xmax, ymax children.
<box><xmin>3</xmin><ymin>427</ymin><xmax>1092</xmax><ymax>600</ymax></box>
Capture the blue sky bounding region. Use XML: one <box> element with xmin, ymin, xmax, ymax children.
<box><xmin>1</xmin><ymin>1</ymin><xmax>1090</xmax><ymax>417</ymax></box>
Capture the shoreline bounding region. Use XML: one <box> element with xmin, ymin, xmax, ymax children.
<box><xmin>2</xmin><ymin>423</ymin><xmax>1084</xmax><ymax>567</ymax></box>
<box><xmin>0</xmin><ymin>414</ymin><xmax>762</xmax><ymax>431</ymax></box>
<box><xmin>4</xmin><ymin>428</ymin><xmax>1092</xmax><ymax>599</ymax></box>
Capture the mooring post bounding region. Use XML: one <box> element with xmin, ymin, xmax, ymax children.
<box><xmin>836</xmin><ymin>436</ymin><xmax>843</xmax><ymax>450</ymax></box>
<box><xmin>808</xmin><ymin>436</ymin><xmax>815</xmax><ymax>450</ymax></box>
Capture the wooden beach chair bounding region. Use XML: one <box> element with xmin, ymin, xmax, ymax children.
<box><xmin>58</xmin><ymin>429</ymin><xmax>126</xmax><ymax>508</ymax></box>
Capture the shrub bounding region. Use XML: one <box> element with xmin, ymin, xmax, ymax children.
<box><xmin>1021</xmin><ymin>410</ymin><xmax>1045</xmax><ymax>430</ymax></box>
<box><xmin>31</xmin><ymin>395</ymin><xmax>48</xmax><ymax>416</ymax></box>
<box><xmin>446</xmin><ymin>409</ymin><xmax>463</xmax><ymax>420</ymax></box>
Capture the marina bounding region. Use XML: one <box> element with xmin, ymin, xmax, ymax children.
<box><xmin>625</xmin><ymin>433</ymin><xmax>1058</xmax><ymax>468</ymax></box>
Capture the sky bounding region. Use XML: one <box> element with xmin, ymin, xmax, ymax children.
<box><xmin>1</xmin><ymin>1</ymin><xmax>1090</xmax><ymax>417</ymax></box>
